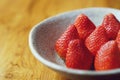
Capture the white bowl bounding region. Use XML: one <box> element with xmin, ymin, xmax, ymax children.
<box><xmin>29</xmin><ymin>8</ymin><xmax>120</xmax><ymax>80</ymax></box>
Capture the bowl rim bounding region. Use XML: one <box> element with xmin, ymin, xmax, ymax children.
<box><xmin>29</xmin><ymin>7</ymin><xmax>120</xmax><ymax>76</ymax></box>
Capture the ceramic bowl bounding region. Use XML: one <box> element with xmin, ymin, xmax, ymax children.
<box><xmin>29</xmin><ymin>8</ymin><xmax>120</xmax><ymax>80</ymax></box>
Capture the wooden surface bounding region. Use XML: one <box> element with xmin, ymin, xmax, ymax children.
<box><xmin>0</xmin><ymin>0</ymin><xmax>120</xmax><ymax>80</ymax></box>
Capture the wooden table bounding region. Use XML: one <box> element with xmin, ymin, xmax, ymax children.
<box><xmin>0</xmin><ymin>0</ymin><xmax>120</xmax><ymax>80</ymax></box>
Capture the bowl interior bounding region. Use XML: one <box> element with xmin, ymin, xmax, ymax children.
<box><xmin>29</xmin><ymin>8</ymin><xmax>120</xmax><ymax>75</ymax></box>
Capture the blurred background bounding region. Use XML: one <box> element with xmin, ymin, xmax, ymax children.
<box><xmin>0</xmin><ymin>0</ymin><xmax>120</xmax><ymax>80</ymax></box>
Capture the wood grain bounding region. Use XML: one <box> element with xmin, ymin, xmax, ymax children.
<box><xmin>0</xmin><ymin>0</ymin><xmax>120</xmax><ymax>80</ymax></box>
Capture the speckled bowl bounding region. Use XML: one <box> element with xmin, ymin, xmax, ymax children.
<box><xmin>29</xmin><ymin>8</ymin><xmax>120</xmax><ymax>80</ymax></box>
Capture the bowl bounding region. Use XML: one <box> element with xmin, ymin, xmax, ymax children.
<box><xmin>29</xmin><ymin>8</ymin><xmax>120</xmax><ymax>80</ymax></box>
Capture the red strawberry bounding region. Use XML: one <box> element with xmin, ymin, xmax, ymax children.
<box><xmin>102</xmin><ymin>13</ymin><xmax>120</xmax><ymax>40</ymax></box>
<box><xmin>66</xmin><ymin>39</ymin><xmax>93</xmax><ymax>70</ymax></box>
<box><xmin>74</xmin><ymin>14</ymin><xmax>96</xmax><ymax>40</ymax></box>
<box><xmin>95</xmin><ymin>40</ymin><xmax>120</xmax><ymax>71</ymax></box>
<box><xmin>55</xmin><ymin>24</ymin><xmax>79</xmax><ymax>60</ymax></box>
<box><xmin>85</xmin><ymin>26</ymin><xmax>108</xmax><ymax>56</ymax></box>
<box><xmin>116</xmin><ymin>30</ymin><xmax>120</xmax><ymax>50</ymax></box>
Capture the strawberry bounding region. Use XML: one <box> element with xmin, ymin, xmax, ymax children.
<box><xmin>66</xmin><ymin>39</ymin><xmax>93</xmax><ymax>70</ymax></box>
<box><xmin>116</xmin><ymin>30</ymin><xmax>120</xmax><ymax>50</ymax></box>
<box><xmin>102</xmin><ymin>13</ymin><xmax>120</xmax><ymax>40</ymax></box>
<box><xmin>95</xmin><ymin>40</ymin><xmax>120</xmax><ymax>71</ymax></box>
<box><xmin>85</xmin><ymin>26</ymin><xmax>108</xmax><ymax>56</ymax></box>
<box><xmin>74</xmin><ymin>14</ymin><xmax>96</xmax><ymax>40</ymax></box>
<box><xmin>55</xmin><ymin>24</ymin><xmax>79</xmax><ymax>60</ymax></box>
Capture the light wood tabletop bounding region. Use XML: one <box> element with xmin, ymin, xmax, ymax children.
<box><xmin>0</xmin><ymin>0</ymin><xmax>120</xmax><ymax>80</ymax></box>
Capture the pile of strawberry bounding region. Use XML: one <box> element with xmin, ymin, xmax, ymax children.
<box><xmin>55</xmin><ymin>13</ymin><xmax>120</xmax><ymax>71</ymax></box>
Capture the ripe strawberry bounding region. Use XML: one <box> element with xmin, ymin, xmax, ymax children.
<box><xmin>66</xmin><ymin>39</ymin><xmax>93</xmax><ymax>70</ymax></box>
<box><xmin>116</xmin><ymin>30</ymin><xmax>120</xmax><ymax>50</ymax></box>
<box><xmin>102</xmin><ymin>13</ymin><xmax>120</xmax><ymax>40</ymax></box>
<box><xmin>85</xmin><ymin>26</ymin><xmax>108</xmax><ymax>56</ymax></box>
<box><xmin>74</xmin><ymin>14</ymin><xmax>96</xmax><ymax>40</ymax></box>
<box><xmin>95</xmin><ymin>40</ymin><xmax>120</xmax><ymax>71</ymax></box>
<box><xmin>55</xmin><ymin>24</ymin><xmax>79</xmax><ymax>60</ymax></box>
